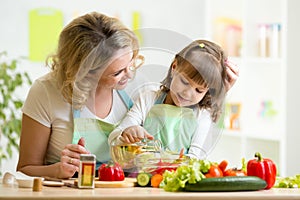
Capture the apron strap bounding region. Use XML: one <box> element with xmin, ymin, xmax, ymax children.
<box><xmin>155</xmin><ymin>92</ymin><xmax>167</xmax><ymax>104</ymax></box>
<box><xmin>73</xmin><ymin>109</ymin><xmax>81</xmax><ymax>118</ymax></box>
<box><xmin>117</xmin><ymin>90</ymin><xmax>133</xmax><ymax>110</ymax></box>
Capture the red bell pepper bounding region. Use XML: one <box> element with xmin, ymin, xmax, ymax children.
<box><xmin>247</xmin><ymin>152</ymin><xmax>277</xmax><ymax>189</ymax></box>
<box><xmin>98</xmin><ymin>161</ymin><xmax>125</xmax><ymax>181</ymax></box>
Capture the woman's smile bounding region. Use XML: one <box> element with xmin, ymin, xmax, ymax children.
<box><xmin>118</xmin><ymin>78</ymin><xmax>128</xmax><ymax>86</ymax></box>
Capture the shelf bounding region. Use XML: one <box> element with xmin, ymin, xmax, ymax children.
<box><xmin>207</xmin><ymin>0</ymin><xmax>288</xmax><ymax>176</ymax></box>
<box><xmin>221</xmin><ymin>130</ymin><xmax>241</xmax><ymax>137</ymax></box>
<box><xmin>244</xmin><ymin>132</ymin><xmax>281</xmax><ymax>142</ymax></box>
<box><xmin>222</xmin><ymin>129</ymin><xmax>281</xmax><ymax>141</ymax></box>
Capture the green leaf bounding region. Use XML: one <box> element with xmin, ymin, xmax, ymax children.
<box><xmin>163</xmin><ymin>159</ymin><xmax>211</xmax><ymax>192</ymax></box>
<box><xmin>0</xmin><ymin>51</ymin><xmax>32</xmax><ymax>162</ymax></box>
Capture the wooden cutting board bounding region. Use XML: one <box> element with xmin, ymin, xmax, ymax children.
<box><xmin>94</xmin><ymin>177</ymin><xmax>137</xmax><ymax>188</ymax></box>
<box><xmin>74</xmin><ymin>178</ymin><xmax>137</xmax><ymax>188</ymax></box>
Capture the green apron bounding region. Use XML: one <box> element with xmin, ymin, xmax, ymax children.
<box><xmin>72</xmin><ymin>90</ymin><xmax>133</xmax><ymax>164</ymax></box>
<box><xmin>143</xmin><ymin>92</ymin><xmax>198</xmax><ymax>154</ymax></box>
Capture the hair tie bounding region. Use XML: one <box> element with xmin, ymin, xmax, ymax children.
<box><xmin>199</xmin><ymin>43</ymin><xmax>205</xmax><ymax>48</ymax></box>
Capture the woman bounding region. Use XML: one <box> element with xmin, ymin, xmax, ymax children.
<box><xmin>17</xmin><ymin>12</ymin><xmax>143</xmax><ymax>179</ymax></box>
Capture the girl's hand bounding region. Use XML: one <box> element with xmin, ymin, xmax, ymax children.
<box><xmin>225</xmin><ymin>60</ymin><xmax>239</xmax><ymax>91</ymax></box>
<box><xmin>58</xmin><ymin>137</ymin><xmax>89</xmax><ymax>178</ymax></box>
<box><xmin>120</xmin><ymin>125</ymin><xmax>154</xmax><ymax>144</ymax></box>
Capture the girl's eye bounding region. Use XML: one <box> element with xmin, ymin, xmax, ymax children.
<box><xmin>196</xmin><ymin>88</ymin><xmax>203</xmax><ymax>93</ymax></box>
<box><xmin>196</xmin><ymin>88</ymin><xmax>207</xmax><ymax>94</ymax></box>
<box><xmin>180</xmin><ymin>77</ymin><xmax>189</xmax><ymax>85</ymax></box>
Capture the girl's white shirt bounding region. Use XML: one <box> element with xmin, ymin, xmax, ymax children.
<box><xmin>109</xmin><ymin>83</ymin><xmax>220</xmax><ymax>159</ymax></box>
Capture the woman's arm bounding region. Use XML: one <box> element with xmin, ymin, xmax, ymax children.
<box><xmin>17</xmin><ymin>114</ymin><xmax>87</xmax><ymax>179</ymax></box>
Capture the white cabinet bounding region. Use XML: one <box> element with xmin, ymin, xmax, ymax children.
<box><xmin>205</xmin><ymin>0</ymin><xmax>299</xmax><ymax>177</ymax></box>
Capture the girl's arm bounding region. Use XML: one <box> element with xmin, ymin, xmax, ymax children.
<box><xmin>17</xmin><ymin>114</ymin><xmax>88</xmax><ymax>179</ymax></box>
<box><xmin>119</xmin><ymin>125</ymin><xmax>154</xmax><ymax>143</ymax></box>
<box><xmin>108</xmin><ymin>89</ymin><xmax>156</xmax><ymax>145</ymax></box>
<box><xmin>187</xmin><ymin>110</ymin><xmax>218</xmax><ymax>159</ymax></box>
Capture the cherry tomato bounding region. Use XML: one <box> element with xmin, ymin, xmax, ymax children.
<box><xmin>205</xmin><ymin>164</ymin><xmax>223</xmax><ymax>178</ymax></box>
<box><xmin>223</xmin><ymin>168</ymin><xmax>246</xmax><ymax>176</ymax></box>
<box><xmin>218</xmin><ymin>160</ymin><xmax>228</xmax><ymax>172</ymax></box>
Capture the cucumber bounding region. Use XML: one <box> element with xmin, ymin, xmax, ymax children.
<box><xmin>137</xmin><ymin>173</ymin><xmax>152</xmax><ymax>187</ymax></box>
<box><xmin>185</xmin><ymin>176</ymin><xmax>267</xmax><ymax>192</ymax></box>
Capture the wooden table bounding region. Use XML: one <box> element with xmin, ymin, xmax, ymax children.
<box><xmin>1</xmin><ymin>181</ymin><xmax>300</xmax><ymax>200</ymax></box>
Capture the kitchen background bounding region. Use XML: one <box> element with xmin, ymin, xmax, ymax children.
<box><xmin>0</xmin><ymin>0</ymin><xmax>299</xmax><ymax>177</ymax></box>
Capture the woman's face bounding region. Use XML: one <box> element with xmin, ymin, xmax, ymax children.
<box><xmin>169</xmin><ymin>71</ymin><xmax>209</xmax><ymax>107</ymax></box>
<box><xmin>98</xmin><ymin>50</ymin><xmax>135</xmax><ymax>90</ymax></box>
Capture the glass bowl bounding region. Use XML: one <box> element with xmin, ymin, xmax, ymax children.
<box><xmin>110</xmin><ymin>139</ymin><xmax>162</xmax><ymax>170</ymax></box>
<box><xmin>135</xmin><ymin>157</ymin><xmax>186</xmax><ymax>175</ymax></box>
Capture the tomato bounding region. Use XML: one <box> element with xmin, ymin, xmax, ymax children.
<box><xmin>205</xmin><ymin>164</ymin><xmax>223</xmax><ymax>178</ymax></box>
<box><xmin>218</xmin><ymin>160</ymin><xmax>228</xmax><ymax>172</ymax></box>
<box><xmin>223</xmin><ymin>168</ymin><xmax>246</xmax><ymax>176</ymax></box>
<box><xmin>152</xmin><ymin>159</ymin><xmax>178</xmax><ymax>175</ymax></box>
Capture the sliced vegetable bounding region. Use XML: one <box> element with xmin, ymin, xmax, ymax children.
<box><xmin>137</xmin><ymin>172</ymin><xmax>152</xmax><ymax>187</ymax></box>
<box><xmin>185</xmin><ymin>176</ymin><xmax>267</xmax><ymax>192</ymax></box>
<box><xmin>98</xmin><ymin>160</ymin><xmax>125</xmax><ymax>181</ymax></box>
<box><xmin>151</xmin><ymin>174</ymin><xmax>163</xmax><ymax>188</ymax></box>
<box><xmin>179</xmin><ymin>148</ymin><xmax>184</xmax><ymax>158</ymax></box>
<box><xmin>247</xmin><ymin>152</ymin><xmax>277</xmax><ymax>189</ymax></box>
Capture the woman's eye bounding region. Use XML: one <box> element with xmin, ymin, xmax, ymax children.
<box><xmin>112</xmin><ymin>70</ymin><xmax>123</xmax><ymax>77</ymax></box>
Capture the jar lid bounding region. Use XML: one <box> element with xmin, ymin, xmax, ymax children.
<box><xmin>80</xmin><ymin>154</ymin><xmax>96</xmax><ymax>161</ymax></box>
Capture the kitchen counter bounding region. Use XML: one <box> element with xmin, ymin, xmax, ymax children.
<box><xmin>1</xmin><ymin>181</ymin><xmax>300</xmax><ymax>200</ymax></box>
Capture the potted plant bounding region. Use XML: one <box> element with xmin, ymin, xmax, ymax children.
<box><xmin>0</xmin><ymin>52</ymin><xmax>32</xmax><ymax>175</ymax></box>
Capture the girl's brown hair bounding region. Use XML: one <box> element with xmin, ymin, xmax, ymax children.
<box><xmin>161</xmin><ymin>39</ymin><xmax>227</xmax><ymax>122</ymax></box>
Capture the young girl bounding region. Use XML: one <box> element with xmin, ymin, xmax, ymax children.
<box><xmin>109</xmin><ymin>39</ymin><xmax>228</xmax><ymax>159</ymax></box>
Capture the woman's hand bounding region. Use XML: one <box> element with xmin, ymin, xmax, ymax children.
<box><xmin>58</xmin><ymin>137</ymin><xmax>89</xmax><ymax>179</ymax></box>
<box><xmin>225</xmin><ymin>60</ymin><xmax>239</xmax><ymax>91</ymax></box>
<box><xmin>120</xmin><ymin>125</ymin><xmax>154</xmax><ymax>144</ymax></box>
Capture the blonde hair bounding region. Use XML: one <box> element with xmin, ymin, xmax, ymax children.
<box><xmin>46</xmin><ymin>12</ymin><xmax>139</xmax><ymax>109</ymax></box>
<box><xmin>161</xmin><ymin>39</ymin><xmax>227</xmax><ymax>122</ymax></box>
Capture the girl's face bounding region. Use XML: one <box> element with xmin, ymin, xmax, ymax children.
<box><xmin>98</xmin><ymin>50</ymin><xmax>135</xmax><ymax>90</ymax></box>
<box><xmin>169</xmin><ymin>71</ymin><xmax>209</xmax><ymax>107</ymax></box>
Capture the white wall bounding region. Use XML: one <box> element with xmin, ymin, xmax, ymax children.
<box><xmin>286</xmin><ymin>0</ymin><xmax>300</xmax><ymax>177</ymax></box>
